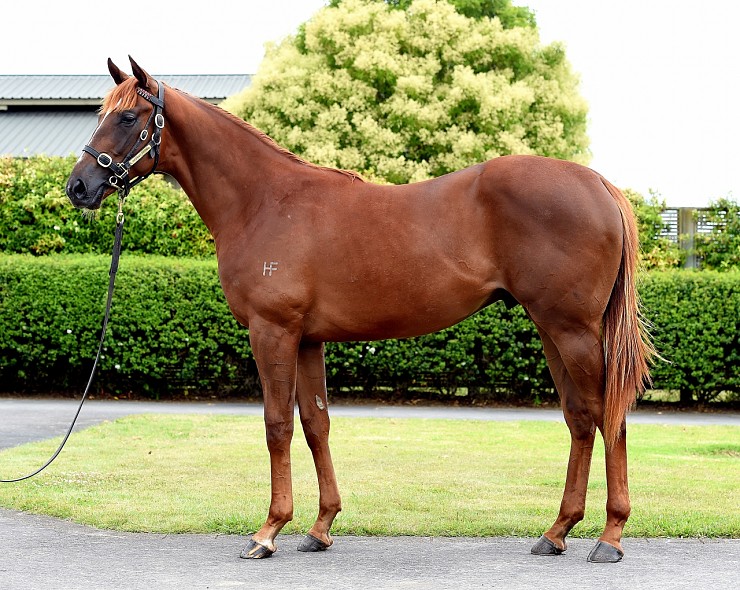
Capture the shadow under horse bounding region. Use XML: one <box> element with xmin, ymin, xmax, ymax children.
<box><xmin>66</xmin><ymin>57</ymin><xmax>655</xmax><ymax>563</ymax></box>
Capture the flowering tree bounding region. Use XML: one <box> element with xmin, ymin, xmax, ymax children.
<box><xmin>223</xmin><ymin>0</ymin><xmax>589</xmax><ymax>184</ymax></box>
<box><xmin>348</xmin><ymin>0</ymin><xmax>537</xmax><ymax>28</ymax></box>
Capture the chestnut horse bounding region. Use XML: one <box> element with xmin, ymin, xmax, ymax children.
<box><xmin>66</xmin><ymin>58</ymin><xmax>654</xmax><ymax>563</ymax></box>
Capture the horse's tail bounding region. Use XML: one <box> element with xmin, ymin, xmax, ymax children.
<box><xmin>600</xmin><ymin>178</ymin><xmax>656</xmax><ymax>450</ymax></box>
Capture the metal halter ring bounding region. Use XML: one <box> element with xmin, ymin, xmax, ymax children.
<box><xmin>97</xmin><ymin>153</ymin><xmax>113</xmax><ymax>167</ymax></box>
<box><xmin>140</xmin><ymin>129</ymin><xmax>149</xmax><ymax>141</ymax></box>
<box><xmin>155</xmin><ymin>114</ymin><xmax>165</xmax><ymax>129</ymax></box>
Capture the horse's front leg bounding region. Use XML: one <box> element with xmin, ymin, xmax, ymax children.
<box><xmin>240</xmin><ymin>322</ymin><xmax>300</xmax><ymax>559</ymax></box>
<box><xmin>295</xmin><ymin>342</ymin><xmax>342</xmax><ymax>552</ymax></box>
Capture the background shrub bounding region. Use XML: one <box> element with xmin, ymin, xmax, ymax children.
<box><xmin>0</xmin><ymin>156</ymin><xmax>214</xmax><ymax>257</ymax></box>
<box><xmin>641</xmin><ymin>270</ymin><xmax>740</xmax><ymax>402</ymax></box>
<box><xmin>624</xmin><ymin>188</ymin><xmax>684</xmax><ymax>270</ymax></box>
<box><xmin>0</xmin><ymin>254</ymin><xmax>253</xmax><ymax>397</ymax></box>
<box><xmin>694</xmin><ymin>197</ymin><xmax>740</xmax><ymax>271</ymax></box>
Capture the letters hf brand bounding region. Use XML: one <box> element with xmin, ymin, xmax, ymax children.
<box><xmin>263</xmin><ymin>261</ymin><xmax>279</xmax><ymax>277</ymax></box>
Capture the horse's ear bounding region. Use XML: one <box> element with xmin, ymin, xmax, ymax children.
<box><xmin>129</xmin><ymin>56</ymin><xmax>153</xmax><ymax>91</ymax></box>
<box><xmin>107</xmin><ymin>58</ymin><xmax>129</xmax><ymax>85</ymax></box>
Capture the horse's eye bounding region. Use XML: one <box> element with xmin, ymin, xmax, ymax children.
<box><xmin>120</xmin><ymin>112</ymin><xmax>137</xmax><ymax>126</ymax></box>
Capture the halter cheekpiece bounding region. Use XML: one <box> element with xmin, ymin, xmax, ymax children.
<box><xmin>82</xmin><ymin>82</ymin><xmax>165</xmax><ymax>197</ymax></box>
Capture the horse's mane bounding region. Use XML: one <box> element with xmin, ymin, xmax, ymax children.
<box><xmin>212</xmin><ymin>101</ymin><xmax>365</xmax><ymax>182</ymax></box>
<box><xmin>101</xmin><ymin>78</ymin><xmax>140</xmax><ymax>113</ymax></box>
<box><xmin>101</xmin><ymin>79</ymin><xmax>364</xmax><ymax>182</ymax></box>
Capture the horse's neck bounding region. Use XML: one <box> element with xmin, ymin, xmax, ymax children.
<box><xmin>160</xmin><ymin>90</ymin><xmax>295</xmax><ymax>238</ymax></box>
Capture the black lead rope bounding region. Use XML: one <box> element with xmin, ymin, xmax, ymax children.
<box><xmin>1</xmin><ymin>197</ymin><xmax>126</xmax><ymax>483</ymax></box>
<box><xmin>2</xmin><ymin>81</ymin><xmax>164</xmax><ymax>483</ymax></box>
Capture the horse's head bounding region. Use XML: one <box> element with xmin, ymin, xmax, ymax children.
<box><xmin>66</xmin><ymin>56</ymin><xmax>165</xmax><ymax>210</ymax></box>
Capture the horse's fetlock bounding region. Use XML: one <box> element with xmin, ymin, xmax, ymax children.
<box><xmin>269</xmin><ymin>507</ymin><xmax>293</xmax><ymax>526</ymax></box>
<box><xmin>606</xmin><ymin>498</ymin><xmax>631</xmax><ymax>523</ymax></box>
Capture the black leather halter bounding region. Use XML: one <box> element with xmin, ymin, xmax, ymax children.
<box><xmin>82</xmin><ymin>82</ymin><xmax>165</xmax><ymax>197</ymax></box>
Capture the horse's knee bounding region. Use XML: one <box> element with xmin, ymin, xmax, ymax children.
<box><xmin>567</xmin><ymin>414</ymin><xmax>597</xmax><ymax>441</ymax></box>
<box><xmin>300</xmin><ymin>415</ymin><xmax>330</xmax><ymax>449</ymax></box>
<box><xmin>265</xmin><ymin>419</ymin><xmax>294</xmax><ymax>451</ymax></box>
<box><xmin>563</xmin><ymin>403</ymin><xmax>598</xmax><ymax>445</ymax></box>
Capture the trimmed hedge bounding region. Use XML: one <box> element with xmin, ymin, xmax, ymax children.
<box><xmin>0</xmin><ymin>254</ymin><xmax>738</xmax><ymax>402</ymax></box>
<box><xmin>0</xmin><ymin>254</ymin><xmax>253</xmax><ymax>396</ymax></box>
<box><xmin>641</xmin><ymin>271</ymin><xmax>740</xmax><ymax>401</ymax></box>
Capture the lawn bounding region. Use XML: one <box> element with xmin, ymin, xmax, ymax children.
<box><xmin>0</xmin><ymin>415</ymin><xmax>737</xmax><ymax>538</ymax></box>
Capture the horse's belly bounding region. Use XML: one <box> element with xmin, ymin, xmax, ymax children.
<box><xmin>303</xmin><ymin>270</ymin><xmax>499</xmax><ymax>342</ymax></box>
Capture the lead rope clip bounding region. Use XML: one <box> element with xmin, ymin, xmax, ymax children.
<box><xmin>117</xmin><ymin>192</ymin><xmax>126</xmax><ymax>224</ymax></box>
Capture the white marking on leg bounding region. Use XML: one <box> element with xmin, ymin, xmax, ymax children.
<box><xmin>315</xmin><ymin>395</ymin><xmax>325</xmax><ymax>411</ymax></box>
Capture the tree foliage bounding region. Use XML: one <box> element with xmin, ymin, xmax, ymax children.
<box><xmin>624</xmin><ymin>188</ymin><xmax>684</xmax><ymax>270</ymax></box>
<box><xmin>223</xmin><ymin>0</ymin><xmax>589</xmax><ymax>184</ymax></box>
<box><xmin>694</xmin><ymin>197</ymin><xmax>740</xmax><ymax>271</ymax></box>
<box><xmin>330</xmin><ymin>0</ymin><xmax>537</xmax><ymax>28</ymax></box>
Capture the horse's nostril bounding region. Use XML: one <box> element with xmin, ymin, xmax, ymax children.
<box><xmin>72</xmin><ymin>178</ymin><xmax>87</xmax><ymax>198</ymax></box>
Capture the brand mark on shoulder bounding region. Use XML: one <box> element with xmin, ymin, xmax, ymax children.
<box><xmin>262</xmin><ymin>261</ymin><xmax>279</xmax><ymax>277</ymax></box>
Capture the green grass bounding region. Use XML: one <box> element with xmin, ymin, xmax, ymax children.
<box><xmin>0</xmin><ymin>415</ymin><xmax>738</xmax><ymax>538</ymax></box>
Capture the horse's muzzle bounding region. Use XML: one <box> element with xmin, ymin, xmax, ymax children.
<box><xmin>66</xmin><ymin>177</ymin><xmax>106</xmax><ymax>209</ymax></box>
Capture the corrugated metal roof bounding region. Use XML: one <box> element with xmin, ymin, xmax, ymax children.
<box><xmin>157</xmin><ymin>75</ymin><xmax>252</xmax><ymax>100</ymax></box>
<box><xmin>0</xmin><ymin>74</ymin><xmax>252</xmax><ymax>157</ymax></box>
<box><xmin>0</xmin><ymin>74</ymin><xmax>251</xmax><ymax>101</ymax></box>
<box><xmin>0</xmin><ymin>111</ymin><xmax>98</xmax><ymax>157</ymax></box>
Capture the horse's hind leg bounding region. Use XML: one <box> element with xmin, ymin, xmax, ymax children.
<box><xmin>533</xmin><ymin>323</ymin><xmax>630</xmax><ymax>562</ymax></box>
<box><xmin>295</xmin><ymin>342</ymin><xmax>342</xmax><ymax>552</ymax></box>
<box><xmin>592</xmin><ymin>419</ymin><xmax>629</xmax><ymax>562</ymax></box>
<box><xmin>531</xmin><ymin>328</ymin><xmax>599</xmax><ymax>556</ymax></box>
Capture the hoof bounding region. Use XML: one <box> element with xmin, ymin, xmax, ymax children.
<box><xmin>531</xmin><ymin>535</ymin><xmax>566</xmax><ymax>556</ymax></box>
<box><xmin>297</xmin><ymin>533</ymin><xmax>330</xmax><ymax>552</ymax></box>
<box><xmin>587</xmin><ymin>540</ymin><xmax>624</xmax><ymax>563</ymax></box>
<box><xmin>240</xmin><ymin>537</ymin><xmax>275</xmax><ymax>559</ymax></box>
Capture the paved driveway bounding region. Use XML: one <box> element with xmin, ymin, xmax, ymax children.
<box><xmin>0</xmin><ymin>508</ymin><xmax>737</xmax><ymax>590</ymax></box>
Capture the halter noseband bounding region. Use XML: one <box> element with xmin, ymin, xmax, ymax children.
<box><xmin>82</xmin><ymin>82</ymin><xmax>165</xmax><ymax>197</ymax></box>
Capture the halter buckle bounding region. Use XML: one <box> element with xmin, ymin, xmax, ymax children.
<box><xmin>155</xmin><ymin>114</ymin><xmax>165</xmax><ymax>129</ymax></box>
<box><xmin>112</xmin><ymin>165</ymin><xmax>129</xmax><ymax>179</ymax></box>
<box><xmin>97</xmin><ymin>153</ymin><xmax>113</xmax><ymax>168</ymax></box>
